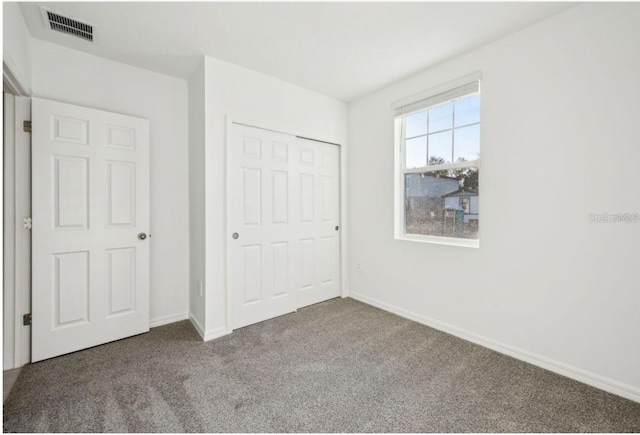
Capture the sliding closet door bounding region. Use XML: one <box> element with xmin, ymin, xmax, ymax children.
<box><xmin>229</xmin><ymin>124</ymin><xmax>299</xmax><ymax>329</ymax></box>
<box><xmin>295</xmin><ymin>138</ymin><xmax>340</xmax><ymax>309</ymax></box>
<box><xmin>229</xmin><ymin>124</ymin><xmax>340</xmax><ymax>329</ymax></box>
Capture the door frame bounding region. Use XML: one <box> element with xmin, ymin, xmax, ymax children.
<box><xmin>225</xmin><ymin>116</ymin><xmax>347</xmax><ymax>333</ymax></box>
<box><xmin>3</xmin><ymin>64</ymin><xmax>32</xmax><ymax>369</ymax></box>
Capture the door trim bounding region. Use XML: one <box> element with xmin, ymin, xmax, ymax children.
<box><xmin>2</xmin><ymin>92</ymin><xmax>31</xmax><ymax>370</ymax></box>
<box><xmin>13</xmin><ymin>97</ymin><xmax>31</xmax><ymax>369</ymax></box>
<box><xmin>4</xmin><ymin>61</ymin><xmax>32</xmax><ymax>369</ymax></box>
<box><xmin>225</xmin><ymin>116</ymin><xmax>233</xmax><ymax>334</ymax></box>
<box><xmin>3</xmin><ymin>61</ymin><xmax>29</xmax><ymax>97</ymax></box>
<box><xmin>225</xmin><ymin>116</ymin><xmax>346</xmax><ymax>333</ymax></box>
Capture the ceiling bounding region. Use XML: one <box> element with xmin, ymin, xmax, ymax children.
<box><xmin>19</xmin><ymin>2</ymin><xmax>575</xmax><ymax>102</ymax></box>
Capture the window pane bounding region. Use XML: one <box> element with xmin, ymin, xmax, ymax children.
<box><xmin>405</xmin><ymin>110</ymin><xmax>427</xmax><ymax>138</ymax></box>
<box><xmin>428</xmin><ymin>130</ymin><xmax>452</xmax><ymax>164</ymax></box>
<box><xmin>453</xmin><ymin>124</ymin><xmax>480</xmax><ymax>162</ymax></box>
<box><xmin>428</xmin><ymin>103</ymin><xmax>453</xmax><ymax>133</ymax></box>
<box><xmin>404</xmin><ymin>167</ymin><xmax>479</xmax><ymax>240</ymax></box>
<box><xmin>454</xmin><ymin>94</ymin><xmax>480</xmax><ymax>127</ymax></box>
<box><xmin>405</xmin><ymin>136</ymin><xmax>427</xmax><ymax>169</ymax></box>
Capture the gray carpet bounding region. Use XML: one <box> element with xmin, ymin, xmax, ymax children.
<box><xmin>3</xmin><ymin>298</ymin><xmax>640</xmax><ymax>433</ymax></box>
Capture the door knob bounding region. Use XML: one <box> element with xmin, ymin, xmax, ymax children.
<box><xmin>232</xmin><ymin>233</ymin><xmax>239</xmax><ymax>240</ymax></box>
<box><xmin>138</xmin><ymin>233</ymin><xmax>147</xmax><ymax>240</ymax></box>
<box><xmin>335</xmin><ymin>226</ymin><xmax>339</xmax><ymax>231</ymax></box>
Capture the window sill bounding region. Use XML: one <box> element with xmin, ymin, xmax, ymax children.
<box><xmin>395</xmin><ymin>233</ymin><xmax>479</xmax><ymax>248</ymax></box>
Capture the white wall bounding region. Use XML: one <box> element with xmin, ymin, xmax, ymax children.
<box><xmin>3</xmin><ymin>2</ymin><xmax>32</xmax><ymax>93</ymax></box>
<box><xmin>188</xmin><ymin>60</ymin><xmax>206</xmax><ymax>333</ymax></box>
<box><xmin>195</xmin><ymin>55</ymin><xmax>348</xmax><ymax>338</ymax></box>
<box><xmin>348</xmin><ymin>3</ymin><xmax>640</xmax><ymax>402</ymax></box>
<box><xmin>31</xmin><ymin>40</ymin><xmax>190</xmax><ymax>327</ymax></box>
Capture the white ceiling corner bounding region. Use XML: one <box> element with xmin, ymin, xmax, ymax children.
<box><xmin>18</xmin><ymin>2</ymin><xmax>575</xmax><ymax>102</ymax></box>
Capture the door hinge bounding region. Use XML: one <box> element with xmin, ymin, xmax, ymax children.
<box><xmin>23</xmin><ymin>313</ymin><xmax>32</xmax><ymax>326</ymax></box>
<box><xmin>23</xmin><ymin>121</ymin><xmax>32</xmax><ymax>133</ymax></box>
<box><xmin>23</xmin><ymin>217</ymin><xmax>32</xmax><ymax>230</ymax></box>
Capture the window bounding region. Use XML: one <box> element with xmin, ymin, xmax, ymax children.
<box><xmin>394</xmin><ymin>77</ymin><xmax>480</xmax><ymax>247</ymax></box>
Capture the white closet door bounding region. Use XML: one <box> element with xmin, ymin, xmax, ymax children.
<box><xmin>295</xmin><ymin>138</ymin><xmax>340</xmax><ymax>308</ymax></box>
<box><xmin>230</xmin><ymin>124</ymin><xmax>299</xmax><ymax>329</ymax></box>
<box><xmin>229</xmin><ymin>125</ymin><xmax>341</xmax><ymax>329</ymax></box>
<box><xmin>31</xmin><ymin>98</ymin><xmax>150</xmax><ymax>362</ymax></box>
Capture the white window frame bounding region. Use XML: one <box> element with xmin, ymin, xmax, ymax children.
<box><xmin>392</xmin><ymin>73</ymin><xmax>481</xmax><ymax>248</ymax></box>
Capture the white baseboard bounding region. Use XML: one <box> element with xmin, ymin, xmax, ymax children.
<box><xmin>204</xmin><ymin>326</ymin><xmax>230</xmax><ymax>342</ymax></box>
<box><xmin>3</xmin><ymin>367</ymin><xmax>22</xmax><ymax>402</ymax></box>
<box><xmin>188</xmin><ymin>314</ymin><xmax>231</xmax><ymax>342</ymax></box>
<box><xmin>189</xmin><ymin>313</ymin><xmax>206</xmax><ymax>340</ymax></box>
<box><xmin>349</xmin><ymin>291</ymin><xmax>640</xmax><ymax>404</ymax></box>
<box><xmin>149</xmin><ymin>312</ymin><xmax>188</xmax><ymax>328</ymax></box>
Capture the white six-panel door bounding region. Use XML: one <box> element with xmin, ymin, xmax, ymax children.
<box><xmin>295</xmin><ymin>137</ymin><xmax>340</xmax><ymax>309</ymax></box>
<box><xmin>230</xmin><ymin>124</ymin><xmax>340</xmax><ymax>329</ymax></box>
<box><xmin>32</xmin><ymin>98</ymin><xmax>150</xmax><ymax>362</ymax></box>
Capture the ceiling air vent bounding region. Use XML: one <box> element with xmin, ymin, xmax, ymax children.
<box><xmin>40</xmin><ymin>7</ymin><xmax>95</xmax><ymax>43</ymax></box>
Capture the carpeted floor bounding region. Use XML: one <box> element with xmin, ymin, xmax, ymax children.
<box><xmin>3</xmin><ymin>297</ymin><xmax>640</xmax><ymax>432</ymax></box>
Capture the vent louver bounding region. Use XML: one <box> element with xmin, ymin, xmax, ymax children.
<box><xmin>41</xmin><ymin>8</ymin><xmax>94</xmax><ymax>42</ymax></box>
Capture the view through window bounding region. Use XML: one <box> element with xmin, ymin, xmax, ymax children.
<box><xmin>396</xmin><ymin>80</ymin><xmax>480</xmax><ymax>244</ymax></box>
